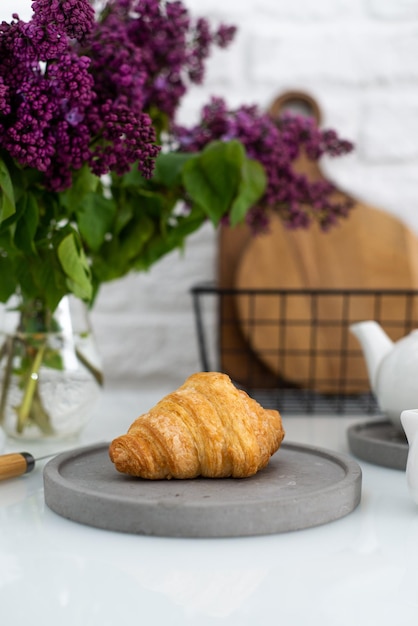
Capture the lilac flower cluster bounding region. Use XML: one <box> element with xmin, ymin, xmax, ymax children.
<box><xmin>32</xmin><ymin>0</ymin><xmax>95</xmax><ymax>43</ymax></box>
<box><xmin>0</xmin><ymin>0</ymin><xmax>160</xmax><ymax>191</ymax></box>
<box><xmin>0</xmin><ymin>0</ymin><xmax>236</xmax><ymax>191</ymax></box>
<box><xmin>0</xmin><ymin>0</ymin><xmax>352</xmax><ymax>232</ymax></box>
<box><xmin>174</xmin><ymin>97</ymin><xmax>354</xmax><ymax>232</ymax></box>
<box><xmin>96</xmin><ymin>0</ymin><xmax>237</xmax><ymax>122</ymax></box>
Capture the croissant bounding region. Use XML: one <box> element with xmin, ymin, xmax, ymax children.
<box><xmin>109</xmin><ymin>372</ymin><xmax>284</xmax><ymax>479</ymax></box>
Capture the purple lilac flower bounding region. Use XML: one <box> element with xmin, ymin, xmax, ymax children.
<box><xmin>98</xmin><ymin>0</ymin><xmax>236</xmax><ymax>121</ymax></box>
<box><xmin>84</xmin><ymin>10</ymin><xmax>147</xmax><ymax>111</ymax></box>
<box><xmin>0</xmin><ymin>2</ymin><xmax>160</xmax><ymax>191</ymax></box>
<box><xmin>0</xmin><ymin>78</ymin><xmax>10</xmax><ymax>115</ymax></box>
<box><xmin>215</xmin><ymin>24</ymin><xmax>237</xmax><ymax>48</ymax></box>
<box><xmin>0</xmin><ymin>20</ymin><xmax>97</xmax><ymax>187</ymax></box>
<box><xmin>32</xmin><ymin>0</ymin><xmax>95</xmax><ymax>40</ymax></box>
<box><xmin>174</xmin><ymin>97</ymin><xmax>354</xmax><ymax>232</ymax></box>
<box><xmin>87</xmin><ymin>99</ymin><xmax>159</xmax><ymax>178</ymax></box>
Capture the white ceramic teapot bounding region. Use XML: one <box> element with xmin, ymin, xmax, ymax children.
<box><xmin>401</xmin><ymin>409</ymin><xmax>418</xmax><ymax>504</ymax></box>
<box><xmin>350</xmin><ymin>320</ymin><xmax>418</xmax><ymax>428</ymax></box>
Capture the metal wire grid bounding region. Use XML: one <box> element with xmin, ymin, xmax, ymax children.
<box><xmin>191</xmin><ymin>284</ymin><xmax>418</xmax><ymax>415</ymax></box>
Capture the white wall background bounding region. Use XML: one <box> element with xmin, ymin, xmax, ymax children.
<box><xmin>3</xmin><ymin>0</ymin><xmax>418</xmax><ymax>389</ymax></box>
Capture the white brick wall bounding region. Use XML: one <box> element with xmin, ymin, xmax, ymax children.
<box><xmin>3</xmin><ymin>1</ymin><xmax>418</xmax><ymax>388</ymax></box>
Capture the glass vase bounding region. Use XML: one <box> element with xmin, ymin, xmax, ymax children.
<box><xmin>0</xmin><ymin>295</ymin><xmax>103</xmax><ymax>441</ymax></box>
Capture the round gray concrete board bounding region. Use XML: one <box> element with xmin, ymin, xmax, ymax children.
<box><xmin>43</xmin><ymin>441</ymin><xmax>362</xmax><ymax>537</ymax></box>
<box><xmin>347</xmin><ymin>419</ymin><xmax>408</xmax><ymax>471</ymax></box>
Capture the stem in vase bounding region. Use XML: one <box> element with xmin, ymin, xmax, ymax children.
<box><xmin>16</xmin><ymin>339</ymin><xmax>52</xmax><ymax>434</ymax></box>
<box><xmin>0</xmin><ymin>336</ymin><xmax>14</xmax><ymax>426</ymax></box>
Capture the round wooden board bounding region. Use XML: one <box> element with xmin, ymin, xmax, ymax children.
<box><xmin>235</xmin><ymin>207</ymin><xmax>418</xmax><ymax>394</ymax></box>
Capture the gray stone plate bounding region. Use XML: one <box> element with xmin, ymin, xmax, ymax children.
<box><xmin>43</xmin><ymin>441</ymin><xmax>362</xmax><ymax>538</ymax></box>
<box><xmin>347</xmin><ymin>420</ymin><xmax>408</xmax><ymax>471</ymax></box>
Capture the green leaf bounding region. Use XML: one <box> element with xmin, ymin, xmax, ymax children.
<box><xmin>60</xmin><ymin>165</ymin><xmax>100</xmax><ymax>210</ymax></box>
<box><xmin>13</xmin><ymin>250</ymin><xmax>68</xmax><ymax>312</ymax></box>
<box><xmin>0</xmin><ymin>257</ymin><xmax>16</xmax><ymax>302</ymax></box>
<box><xmin>35</xmin><ymin>252</ymin><xmax>69</xmax><ymax>312</ymax></box>
<box><xmin>76</xmin><ymin>193</ymin><xmax>116</xmax><ymax>252</ymax></box>
<box><xmin>0</xmin><ymin>229</ymin><xmax>15</xmax><ymax>254</ymax></box>
<box><xmin>118</xmin><ymin>215</ymin><xmax>154</xmax><ymax>264</ymax></box>
<box><xmin>58</xmin><ymin>232</ymin><xmax>92</xmax><ymax>301</ymax></box>
<box><xmin>135</xmin><ymin>206</ymin><xmax>206</xmax><ymax>271</ymax></box>
<box><xmin>13</xmin><ymin>193</ymin><xmax>39</xmax><ymax>253</ymax></box>
<box><xmin>152</xmin><ymin>151</ymin><xmax>196</xmax><ymax>188</ymax></box>
<box><xmin>229</xmin><ymin>159</ymin><xmax>267</xmax><ymax>226</ymax></box>
<box><xmin>43</xmin><ymin>349</ymin><xmax>64</xmax><ymax>371</ymax></box>
<box><xmin>182</xmin><ymin>140</ymin><xmax>244</xmax><ymax>225</ymax></box>
<box><xmin>114</xmin><ymin>203</ymin><xmax>133</xmax><ymax>235</ymax></box>
<box><xmin>119</xmin><ymin>164</ymin><xmax>148</xmax><ymax>189</ymax></box>
<box><xmin>134</xmin><ymin>188</ymin><xmax>171</xmax><ymax>220</ymax></box>
<box><xmin>0</xmin><ymin>157</ymin><xmax>16</xmax><ymax>224</ymax></box>
<box><xmin>91</xmin><ymin>214</ymin><xmax>154</xmax><ymax>282</ymax></box>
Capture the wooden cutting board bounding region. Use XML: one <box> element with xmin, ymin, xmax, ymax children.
<box><xmin>235</xmin><ymin>206</ymin><xmax>418</xmax><ymax>393</ymax></box>
<box><xmin>221</xmin><ymin>91</ymin><xmax>418</xmax><ymax>393</ymax></box>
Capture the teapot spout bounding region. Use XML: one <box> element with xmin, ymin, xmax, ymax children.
<box><xmin>350</xmin><ymin>320</ymin><xmax>394</xmax><ymax>393</ymax></box>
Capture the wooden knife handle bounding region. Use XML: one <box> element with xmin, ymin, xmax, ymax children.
<box><xmin>0</xmin><ymin>453</ymin><xmax>35</xmax><ymax>480</ymax></box>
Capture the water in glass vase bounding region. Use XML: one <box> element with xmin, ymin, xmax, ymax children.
<box><xmin>0</xmin><ymin>295</ymin><xmax>103</xmax><ymax>441</ymax></box>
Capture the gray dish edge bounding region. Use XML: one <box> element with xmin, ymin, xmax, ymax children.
<box><xmin>43</xmin><ymin>441</ymin><xmax>362</xmax><ymax>538</ymax></box>
<box><xmin>347</xmin><ymin>419</ymin><xmax>408</xmax><ymax>471</ymax></box>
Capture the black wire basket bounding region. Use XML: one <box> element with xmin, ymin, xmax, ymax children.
<box><xmin>191</xmin><ymin>283</ymin><xmax>418</xmax><ymax>415</ymax></box>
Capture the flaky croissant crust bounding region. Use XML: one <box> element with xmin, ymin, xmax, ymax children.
<box><xmin>109</xmin><ymin>372</ymin><xmax>285</xmax><ymax>479</ymax></box>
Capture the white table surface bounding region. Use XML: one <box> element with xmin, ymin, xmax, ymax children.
<box><xmin>1</xmin><ymin>386</ymin><xmax>417</xmax><ymax>626</ymax></box>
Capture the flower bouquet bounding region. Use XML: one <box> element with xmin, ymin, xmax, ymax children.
<box><xmin>0</xmin><ymin>0</ymin><xmax>353</xmax><ymax>439</ymax></box>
